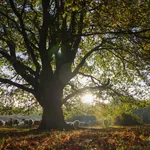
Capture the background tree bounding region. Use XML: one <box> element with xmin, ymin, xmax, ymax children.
<box><xmin>0</xmin><ymin>0</ymin><xmax>150</xmax><ymax>130</ymax></box>
<box><xmin>134</xmin><ymin>105</ymin><xmax>150</xmax><ymax>124</ymax></box>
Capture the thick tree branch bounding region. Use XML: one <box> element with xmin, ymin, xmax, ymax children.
<box><xmin>0</xmin><ymin>78</ymin><xmax>34</xmax><ymax>94</ymax></box>
<box><xmin>0</xmin><ymin>48</ymin><xmax>37</xmax><ymax>87</ymax></box>
<box><xmin>25</xmin><ymin>28</ymin><xmax>39</xmax><ymax>48</ymax></box>
<box><xmin>30</xmin><ymin>4</ymin><xmax>41</xmax><ymax>33</ymax></box>
<box><xmin>39</xmin><ymin>0</ymin><xmax>50</xmax><ymax>63</ymax></box>
<box><xmin>37</xmin><ymin>0</ymin><xmax>54</xmax><ymax>79</ymax></box>
<box><xmin>0</xmin><ymin>30</ymin><xmax>17</xmax><ymax>59</ymax></box>
<box><xmin>0</xmin><ymin>11</ymin><xmax>21</xmax><ymax>32</ymax></box>
<box><xmin>69</xmin><ymin>11</ymin><xmax>76</xmax><ymax>34</ymax></box>
<box><xmin>0</xmin><ymin>48</ymin><xmax>35</xmax><ymax>75</ymax></box>
<box><xmin>78</xmin><ymin>72</ymin><xmax>101</xmax><ymax>86</ymax></box>
<box><xmin>69</xmin><ymin>6</ymin><xmax>84</xmax><ymax>63</ymax></box>
<box><xmin>74</xmin><ymin>29</ymin><xmax>150</xmax><ymax>37</ymax></box>
<box><xmin>72</xmin><ymin>40</ymin><xmax>106</xmax><ymax>77</ymax></box>
<box><xmin>135</xmin><ymin>35</ymin><xmax>150</xmax><ymax>40</ymax></box>
<box><xmin>9</xmin><ymin>0</ymin><xmax>20</xmax><ymax>16</ymax></box>
<box><xmin>107</xmin><ymin>86</ymin><xmax>136</xmax><ymax>102</ymax></box>
<box><xmin>67</xmin><ymin>83</ymin><xmax>78</xmax><ymax>91</ymax></box>
<box><xmin>21</xmin><ymin>0</ymin><xmax>27</xmax><ymax>16</ymax></box>
<box><xmin>9</xmin><ymin>0</ymin><xmax>41</xmax><ymax>76</ymax></box>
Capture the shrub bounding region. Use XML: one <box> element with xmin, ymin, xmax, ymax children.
<box><xmin>114</xmin><ymin>113</ymin><xmax>143</xmax><ymax>126</ymax></box>
<box><xmin>103</xmin><ymin>119</ymin><xmax>109</xmax><ymax>127</ymax></box>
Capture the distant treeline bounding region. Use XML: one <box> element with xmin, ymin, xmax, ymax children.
<box><xmin>67</xmin><ymin>115</ymin><xmax>96</xmax><ymax>123</ymax></box>
<box><xmin>134</xmin><ymin>106</ymin><xmax>150</xmax><ymax>124</ymax></box>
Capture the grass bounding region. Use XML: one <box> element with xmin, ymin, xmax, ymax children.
<box><xmin>0</xmin><ymin>125</ymin><xmax>150</xmax><ymax>150</ymax></box>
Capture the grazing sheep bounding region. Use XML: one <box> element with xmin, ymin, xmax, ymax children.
<box><xmin>5</xmin><ymin>118</ymin><xmax>13</xmax><ymax>126</ymax></box>
<box><xmin>13</xmin><ymin>119</ymin><xmax>20</xmax><ymax>126</ymax></box>
<box><xmin>73</xmin><ymin>120</ymin><xmax>80</xmax><ymax>129</ymax></box>
<box><xmin>23</xmin><ymin>119</ymin><xmax>34</xmax><ymax>127</ymax></box>
<box><xmin>28</xmin><ymin>119</ymin><xmax>34</xmax><ymax>126</ymax></box>
<box><xmin>17</xmin><ymin>120</ymin><xmax>25</xmax><ymax>127</ymax></box>
<box><xmin>22</xmin><ymin>119</ymin><xmax>28</xmax><ymax>126</ymax></box>
<box><xmin>0</xmin><ymin>119</ymin><xmax>5</xmax><ymax>126</ymax></box>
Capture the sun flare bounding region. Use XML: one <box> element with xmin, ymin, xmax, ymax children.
<box><xmin>82</xmin><ymin>94</ymin><xmax>94</xmax><ymax>104</ymax></box>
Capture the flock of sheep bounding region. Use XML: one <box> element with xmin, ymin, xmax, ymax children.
<box><xmin>0</xmin><ymin>118</ymin><xmax>40</xmax><ymax>127</ymax></box>
<box><xmin>0</xmin><ymin>118</ymin><xmax>81</xmax><ymax>129</ymax></box>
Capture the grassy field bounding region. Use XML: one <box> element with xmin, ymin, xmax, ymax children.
<box><xmin>0</xmin><ymin>126</ymin><xmax>150</xmax><ymax>150</ymax></box>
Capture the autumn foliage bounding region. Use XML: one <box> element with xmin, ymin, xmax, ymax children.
<box><xmin>0</xmin><ymin>126</ymin><xmax>150</xmax><ymax>150</ymax></box>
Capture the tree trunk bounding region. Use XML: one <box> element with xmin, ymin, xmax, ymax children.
<box><xmin>39</xmin><ymin>102</ymin><xmax>67</xmax><ymax>130</ymax></box>
<box><xmin>37</xmin><ymin>81</ymin><xmax>67</xmax><ymax>130</ymax></box>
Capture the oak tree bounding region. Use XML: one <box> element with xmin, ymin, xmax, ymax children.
<box><xmin>0</xmin><ymin>0</ymin><xmax>150</xmax><ymax>130</ymax></box>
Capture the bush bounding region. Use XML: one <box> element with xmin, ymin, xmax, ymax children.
<box><xmin>114</xmin><ymin>113</ymin><xmax>143</xmax><ymax>126</ymax></box>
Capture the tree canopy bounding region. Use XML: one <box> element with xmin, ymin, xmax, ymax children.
<box><xmin>0</xmin><ymin>0</ymin><xmax>150</xmax><ymax>129</ymax></box>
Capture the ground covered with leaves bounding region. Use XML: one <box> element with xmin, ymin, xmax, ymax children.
<box><xmin>0</xmin><ymin>126</ymin><xmax>150</xmax><ymax>150</ymax></box>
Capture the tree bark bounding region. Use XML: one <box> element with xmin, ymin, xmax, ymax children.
<box><xmin>37</xmin><ymin>80</ymin><xmax>67</xmax><ymax>130</ymax></box>
<box><xmin>39</xmin><ymin>102</ymin><xmax>67</xmax><ymax>130</ymax></box>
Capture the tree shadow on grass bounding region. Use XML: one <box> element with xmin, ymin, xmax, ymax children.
<box><xmin>0</xmin><ymin>126</ymin><xmax>150</xmax><ymax>149</ymax></box>
<box><xmin>1</xmin><ymin>125</ymin><xmax>150</xmax><ymax>138</ymax></box>
<box><xmin>0</xmin><ymin>126</ymin><xmax>40</xmax><ymax>138</ymax></box>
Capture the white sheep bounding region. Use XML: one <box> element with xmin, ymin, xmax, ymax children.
<box><xmin>0</xmin><ymin>119</ymin><xmax>5</xmax><ymax>126</ymax></box>
<box><xmin>73</xmin><ymin>120</ymin><xmax>80</xmax><ymax>129</ymax></box>
<box><xmin>66</xmin><ymin>122</ymin><xmax>72</xmax><ymax>125</ymax></box>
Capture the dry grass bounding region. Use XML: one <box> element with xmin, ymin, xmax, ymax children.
<box><xmin>0</xmin><ymin>126</ymin><xmax>150</xmax><ymax>150</ymax></box>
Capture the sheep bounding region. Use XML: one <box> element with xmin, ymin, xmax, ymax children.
<box><xmin>0</xmin><ymin>119</ymin><xmax>5</xmax><ymax>126</ymax></box>
<box><xmin>22</xmin><ymin>119</ymin><xmax>28</xmax><ymax>126</ymax></box>
<box><xmin>5</xmin><ymin>118</ymin><xmax>20</xmax><ymax>126</ymax></box>
<box><xmin>66</xmin><ymin>122</ymin><xmax>72</xmax><ymax>125</ymax></box>
<box><xmin>73</xmin><ymin>120</ymin><xmax>80</xmax><ymax>129</ymax></box>
<box><xmin>5</xmin><ymin>118</ymin><xmax>13</xmax><ymax>126</ymax></box>
<box><xmin>28</xmin><ymin>119</ymin><xmax>34</xmax><ymax>126</ymax></box>
<box><xmin>13</xmin><ymin>119</ymin><xmax>20</xmax><ymax>126</ymax></box>
<box><xmin>66</xmin><ymin>120</ymin><xmax>80</xmax><ymax>129</ymax></box>
<box><xmin>16</xmin><ymin>120</ymin><xmax>26</xmax><ymax>127</ymax></box>
<box><xmin>22</xmin><ymin>119</ymin><xmax>34</xmax><ymax>127</ymax></box>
